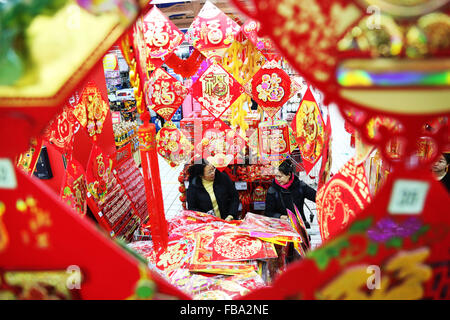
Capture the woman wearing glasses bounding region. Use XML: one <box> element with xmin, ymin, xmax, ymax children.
<box><xmin>186</xmin><ymin>162</ymin><xmax>240</xmax><ymax>221</ymax></box>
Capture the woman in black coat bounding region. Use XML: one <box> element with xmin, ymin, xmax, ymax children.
<box><xmin>186</xmin><ymin>162</ymin><xmax>240</xmax><ymax>221</ymax></box>
<box><xmin>265</xmin><ymin>159</ymin><xmax>316</xmax><ymax>228</ymax></box>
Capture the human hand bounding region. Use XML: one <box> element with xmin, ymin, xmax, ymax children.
<box><xmin>280</xmin><ymin>215</ymin><xmax>289</xmax><ymax>221</ymax></box>
<box><xmin>225</xmin><ymin>215</ymin><xmax>234</xmax><ymax>221</ymax></box>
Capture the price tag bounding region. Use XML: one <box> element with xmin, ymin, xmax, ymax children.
<box><xmin>235</xmin><ymin>181</ymin><xmax>247</xmax><ymax>191</ymax></box>
<box><xmin>253</xmin><ymin>201</ymin><xmax>265</xmax><ymax>211</ymax></box>
<box><xmin>0</xmin><ymin>159</ymin><xmax>17</xmax><ymax>189</ymax></box>
<box><xmin>184</xmin><ymin>181</ymin><xmax>189</xmax><ymax>189</ymax></box>
<box><xmin>87</xmin><ymin>192</ymin><xmax>91</xmax><ymax>198</ymax></box>
<box><xmin>98</xmin><ymin>211</ymin><xmax>103</xmax><ymax>218</ymax></box>
<box><xmin>388</xmin><ymin>179</ymin><xmax>430</xmax><ymax>215</ymax></box>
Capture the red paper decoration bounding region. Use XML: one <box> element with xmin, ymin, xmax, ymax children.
<box><xmin>194</xmin><ymin>119</ymin><xmax>246</xmax><ymax>170</ymax></box>
<box><xmin>75</xmin><ymin>82</ymin><xmax>109</xmax><ymax>138</ymax></box>
<box><xmin>142</xmin><ymin>7</ymin><xmax>184</xmax><ymax>70</ymax></box>
<box><xmin>42</xmin><ymin>105</ymin><xmax>79</xmax><ymax>156</ymax></box>
<box><xmin>156</xmin><ymin>122</ymin><xmax>193</xmax><ymax>167</ymax></box>
<box><xmin>191</xmin><ymin>62</ymin><xmax>245</xmax><ymax>119</ymax></box>
<box><xmin>185</xmin><ymin>0</ymin><xmax>241</xmax><ymax>61</ymax></box>
<box><xmin>240</xmin><ymin>19</ymin><xmax>279</xmax><ymax>60</ymax></box>
<box><xmin>229</xmin><ymin>0</ymin><xmax>450</xmax><ymax>170</ymax></box>
<box><xmin>316</xmin><ymin>158</ymin><xmax>372</xmax><ymax>243</ymax></box>
<box><xmin>60</xmin><ymin>158</ymin><xmax>87</xmax><ymax>216</ymax></box>
<box><xmin>211</xmin><ymin>232</ymin><xmax>278</xmax><ymax>261</ymax></box>
<box><xmin>147</xmin><ymin>68</ymin><xmax>189</xmax><ymax>121</ymax></box>
<box><xmin>291</xmin><ymin>87</ymin><xmax>325</xmax><ymax>174</ymax></box>
<box><xmin>85</xmin><ymin>144</ymin><xmax>112</xmax><ymax>203</ymax></box>
<box><xmin>258</xmin><ymin>120</ymin><xmax>291</xmax><ymax>164</ymax></box>
<box><xmin>0</xmin><ymin>166</ymin><xmax>188</xmax><ymax>299</ymax></box>
<box><xmin>245</xmin><ymin>59</ymin><xmax>300</xmax><ymax>119</ymax></box>
<box><xmin>241</xmin><ymin>168</ymin><xmax>450</xmax><ymax>300</ymax></box>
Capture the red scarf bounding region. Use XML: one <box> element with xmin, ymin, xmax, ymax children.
<box><xmin>275</xmin><ymin>174</ymin><xmax>295</xmax><ymax>189</ymax></box>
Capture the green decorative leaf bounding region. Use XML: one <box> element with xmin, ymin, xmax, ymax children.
<box><xmin>386</xmin><ymin>236</ymin><xmax>403</xmax><ymax>248</ymax></box>
<box><xmin>309</xmin><ymin>239</ymin><xmax>350</xmax><ymax>270</ymax></box>
<box><xmin>411</xmin><ymin>225</ymin><xmax>430</xmax><ymax>243</ymax></box>
<box><xmin>349</xmin><ymin>217</ymin><xmax>373</xmax><ymax>234</ymax></box>
<box><xmin>367</xmin><ymin>242</ymin><xmax>378</xmax><ymax>256</ymax></box>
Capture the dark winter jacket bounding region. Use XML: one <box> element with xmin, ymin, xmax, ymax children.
<box><xmin>264</xmin><ymin>175</ymin><xmax>316</xmax><ymax>228</ymax></box>
<box><xmin>186</xmin><ymin>170</ymin><xmax>240</xmax><ymax>220</ymax></box>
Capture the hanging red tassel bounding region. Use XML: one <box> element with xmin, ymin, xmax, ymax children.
<box><xmin>165</xmin><ymin>49</ymin><xmax>205</xmax><ymax>78</ymax></box>
<box><xmin>138</xmin><ymin>111</ymin><xmax>168</xmax><ymax>252</ymax></box>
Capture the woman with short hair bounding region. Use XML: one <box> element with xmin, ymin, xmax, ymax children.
<box><xmin>186</xmin><ymin>162</ymin><xmax>240</xmax><ymax>221</ymax></box>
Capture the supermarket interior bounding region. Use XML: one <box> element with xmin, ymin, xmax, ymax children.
<box><xmin>0</xmin><ymin>0</ymin><xmax>449</xmax><ymax>301</ymax></box>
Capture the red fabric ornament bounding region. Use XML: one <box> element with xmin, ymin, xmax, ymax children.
<box><xmin>156</xmin><ymin>121</ymin><xmax>193</xmax><ymax>167</ymax></box>
<box><xmin>241</xmin><ymin>168</ymin><xmax>450</xmax><ymax>300</ymax></box>
<box><xmin>229</xmin><ymin>0</ymin><xmax>449</xmax><ymax>170</ymax></box>
<box><xmin>240</xmin><ymin>19</ymin><xmax>280</xmax><ymax>60</ymax></box>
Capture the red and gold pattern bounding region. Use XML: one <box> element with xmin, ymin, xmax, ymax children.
<box><xmin>60</xmin><ymin>158</ymin><xmax>87</xmax><ymax>216</ymax></box>
<box><xmin>242</xmin><ymin>168</ymin><xmax>450</xmax><ymax>300</ymax></box>
<box><xmin>85</xmin><ymin>144</ymin><xmax>113</xmax><ymax>203</ymax></box>
<box><xmin>0</xmin><ymin>166</ymin><xmax>188</xmax><ymax>300</ymax></box>
<box><xmin>142</xmin><ymin>7</ymin><xmax>184</xmax><ymax>71</ymax></box>
<box><xmin>16</xmin><ymin>138</ymin><xmax>43</xmax><ymax>176</ymax></box>
<box><xmin>316</xmin><ymin>158</ymin><xmax>372</xmax><ymax>243</ymax></box>
<box><xmin>147</xmin><ymin>68</ymin><xmax>189</xmax><ymax>121</ymax></box>
<box><xmin>240</xmin><ymin>19</ymin><xmax>279</xmax><ymax>60</ymax></box>
<box><xmin>212</xmin><ymin>232</ymin><xmax>278</xmax><ymax>261</ymax></box>
<box><xmin>42</xmin><ymin>105</ymin><xmax>79</xmax><ymax>155</ymax></box>
<box><xmin>244</xmin><ymin>59</ymin><xmax>300</xmax><ymax>119</ymax></box>
<box><xmin>258</xmin><ymin>120</ymin><xmax>291</xmax><ymax>165</ymax></box>
<box><xmin>191</xmin><ymin>62</ymin><xmax>245</xmax><ymax>119</ymax></box>
<box><xmin>156</xmin><ymin>121</ymin><xmax>193</xmax><ymax>167</ymax></box>
<box><xmin>185</xmin><ymin>1</ymin><xmax>241</xmax><ymax>62</ymax></box>
<box><xmin>291</xmin><ymin>87</ymin><xmax>325</xmax><ymax>174</ymax></box>
<box><xmin>194</xmin><ymin>119</ymin><xmax>246</xmax><ymax>170</ymax></box>
<box><xmin>230</xmin><ymin>0</ymin><xmax>449</xmax><ymax>171</ymax></box>
<box><xmin>154</xmin><ymin>239</ymin><xmax>194</xmax><ymax>273</ymax></box>
<box><xmin>76</xmin><ymin>82</ymin><xmax>109</xmax><ymax>138</ymax></box>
